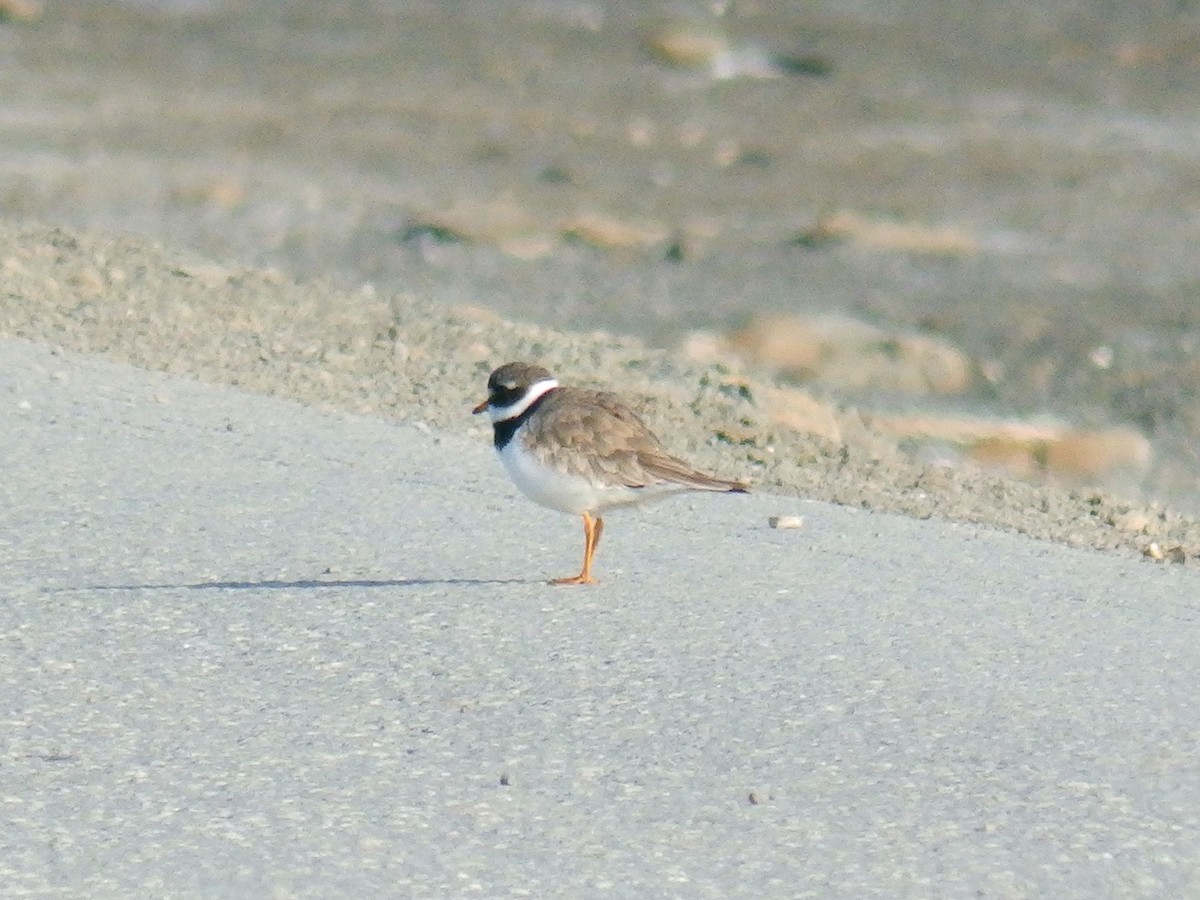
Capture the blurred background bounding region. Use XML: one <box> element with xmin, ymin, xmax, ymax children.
<box><xmin>2</xmin><ymin>0</ymin><xmax>1199</xmax><ymax>509</ymax></box>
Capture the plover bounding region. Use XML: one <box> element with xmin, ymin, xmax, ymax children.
<box><xmin>473</xmin><ymin>361</ymin><xmax>748</xmax><ymax>584</ymax></box>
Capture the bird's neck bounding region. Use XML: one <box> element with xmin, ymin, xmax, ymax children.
<box><xmin>493</xmin><ymin>387</ymin><xmax>556</xmax><ymax>449</ymax></box>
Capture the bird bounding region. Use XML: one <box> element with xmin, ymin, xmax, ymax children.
<box><xmin>473</xmin><ymin>361</ymin><xmax>748</xmax><ymax>584</ymax></box>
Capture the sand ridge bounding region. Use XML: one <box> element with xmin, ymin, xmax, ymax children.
<box><xmin>3</xmin><ymin>221</ymin><xmax>1197</xmax><ymax>562</ymax></box>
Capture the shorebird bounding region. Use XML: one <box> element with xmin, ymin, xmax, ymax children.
<box><xmin>473</xmin><ymin>361</ymin><xmax>748</xmax><ymax>584</ymax></box>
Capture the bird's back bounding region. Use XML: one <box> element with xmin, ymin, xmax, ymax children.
<box><xmin>524</xmin><ymin>387</ymin><xmax>746</xmax><ymax>492</ymax></box>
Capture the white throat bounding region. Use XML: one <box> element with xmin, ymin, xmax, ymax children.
<box><xmin>488</xmin><ymin>378</ymin><xmax>559</xmax><ymax>423</ymax></box>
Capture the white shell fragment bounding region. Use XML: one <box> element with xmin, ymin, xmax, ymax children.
<box><xmin>768</xmin><ymin>515</ymin><xmax>804</xmax><ymax>530</ymax></box>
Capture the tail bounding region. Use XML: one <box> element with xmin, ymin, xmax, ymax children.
<box><xmin>640</xmin><ymin>453</ymin><xmax>750</xmax><ymax>493</ymax></box>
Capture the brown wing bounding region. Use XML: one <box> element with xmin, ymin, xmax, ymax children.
<box><xmin>525</xmin><ymin>388</ymin><xmax>747</xmax><ymax>491</ymax></box>
<box><xmin>634</xmin><ymin>449</ymin><xmax>749</xmax><ymax>492</ymax></box>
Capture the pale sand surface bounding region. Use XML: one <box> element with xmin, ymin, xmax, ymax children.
<box><xmin>4</xmin><ymin>4</ymin><xmax>1200</xmax><ymax>892</ymax></box>
<box><xmin>3</xmin><ymin>336</ymin><xmax>1199</xmax><ymax>897</ymax></box>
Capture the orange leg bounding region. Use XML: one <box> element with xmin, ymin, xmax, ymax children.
<box><xmin>551</xmin><ymin>513</ymin><xmax>604</xmax><ymax>585</ymax></box>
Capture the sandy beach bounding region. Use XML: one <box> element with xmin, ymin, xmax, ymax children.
<box><xmin>4</xmin><ymin>336</ymin><xmax>1200</xmax><ymax>896</ymax></box>
<box><xmin>3</xmin><ymin>1</ymin><xmax>1200</xmax><ymax>894</ymax></box>
<box><xmin>4</xmin><ymin>0</ymin><xmax>1200</xmax><ymax>515</ymax></box>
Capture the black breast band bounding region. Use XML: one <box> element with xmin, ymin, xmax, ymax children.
<box><xmin>493</xmin><ymin>389</ymin><xmax>555</xmax><ymax>449</ymax></box>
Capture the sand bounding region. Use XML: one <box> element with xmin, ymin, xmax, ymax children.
<box><xmin>2</xmin><ymin>220</ymin><xmax>1198</xmax><ymax>561</ymax></box>
<box><xmin>5</xmin><ymin>6</ymin><xmax>1200</xmax><ymax>892</ymax></box>
<box><xmin>4</xmin><ymin>335</ymin><xmax>1200</xmax><ymax>896</ymax></box>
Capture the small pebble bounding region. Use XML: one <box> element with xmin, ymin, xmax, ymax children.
<box><xmin>768</xmin><ymin>515</ymin><xmax>804</xmax><ymax>530</ymax></box>
<box><xmin>1142</xmin><ymin>542</ymin><xmax>1184</xmax><ymax>563</ymax></box>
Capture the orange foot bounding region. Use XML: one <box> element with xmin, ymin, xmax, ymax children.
<box><xmin>549</xmin><ymin>513</ymin><xmax>603</xmax><ymax>585</ymax></box>
<box><xmin>550</xmin><ymin>573</ymin><xmax>596</xmax><ymax>586</ymax></box>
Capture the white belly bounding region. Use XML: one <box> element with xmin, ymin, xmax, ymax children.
<box><xmin>498</xmin><ymin>438</ymin><xmax>673</xmax><ymax>515</ymax></box>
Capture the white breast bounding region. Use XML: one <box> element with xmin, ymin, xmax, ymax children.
<box><xmin>498</xmin><ymin>434</ymin><xmax>651</xmax><ymax>515</ymax></box>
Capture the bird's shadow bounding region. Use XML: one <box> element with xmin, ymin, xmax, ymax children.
<box><xmin>57</xmin><ymin>576</ymin><xmax>532</xmax><ymax>594</ymax></box>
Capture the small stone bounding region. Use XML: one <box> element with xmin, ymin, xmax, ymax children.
<box><xmin>768</xmin><ymin>515</ymin><xmax>804</xmax><ymax>530</ymax></box>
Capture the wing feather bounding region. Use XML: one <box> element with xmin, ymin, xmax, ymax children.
<box><xmin>523</xmin><ymin>388</ymin><xmax>747</xmax><ymax>491</ymax></box>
